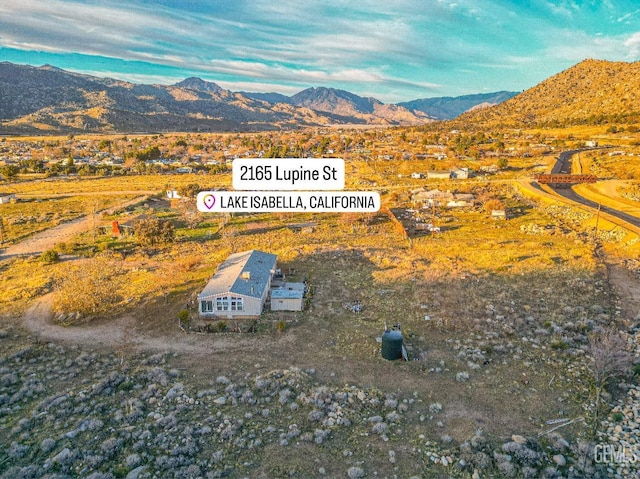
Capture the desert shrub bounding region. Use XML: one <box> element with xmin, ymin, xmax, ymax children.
<box><xmin>550</xmin><ymin>340</ymin><xmax>569</xmax><ymax>350</ymax></box>
<box><xmin>53</xmin><ymin>255</ymin><xmax>125</xmax><ymax>317</ymax></box>
<box><xmin>307</xmin><ymin>410</ymin><xmax>324</xmax><ymax>422</ymax></box>
<box><xmin>216</xmin><ymin>321</ymin><xmax>227</xmax><ymax>332</ymax></box>
<box><xmin>177</xmin><ymin>309</ymin><xmax>189</xmax><ymax>324</ymax></box>
<box><xmin>371</xmin><ymin>422</ymin><xmax>388</xmax><ymax>434</ymax></box>
<box><xmin>55</xmin><ymin>242</ymin><xmax>77</xmax><ymax>255</ymax></box>
<box><xmin>41</xmin><ymin>437</ymin><xmax>56</xmax><ymax>453</ymax></box>
<box><xmin>40</xmin><ymin>249</ymin><xmax>59</xmax><ymax>264</ymax></box>
<box><xmin>347</xmin><ymin>467</ymin><xmax>365</xmax><ymax>479</ymax></box>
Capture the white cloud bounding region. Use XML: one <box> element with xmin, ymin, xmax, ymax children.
<box><xmin>624</xmin><ymin>32</ymin><xmax>640</xmax><ymax>57</ymax></box>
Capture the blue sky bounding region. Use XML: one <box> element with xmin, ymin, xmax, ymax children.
<box><xmin>1</xmin><ymin>0</ymin><xmax>639</xmax><ymax>102</ymax></box>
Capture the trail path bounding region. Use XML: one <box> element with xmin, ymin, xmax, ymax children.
<box><xmin>606</xmin><ymin>259</ymin><xmax>640</xmax><ymax>323</ymax></box>
<box><xmin>0</xmin><ymin>195</ymin><xmax>148</xmax><ymax>259</ymax></box>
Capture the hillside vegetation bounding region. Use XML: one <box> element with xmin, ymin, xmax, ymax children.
<box><xmin>460</xmin><ymin>59</ymin><xmax>640</xmax><ymax>128</ymax></box>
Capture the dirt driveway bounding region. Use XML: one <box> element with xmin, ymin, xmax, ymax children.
<box><xmin>22</xmin><ymin>292</ymin><xmax>295</xmax><ymax>357</ymax></box>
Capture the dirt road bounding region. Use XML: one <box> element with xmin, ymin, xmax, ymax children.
<box><xmin>606</xmin><ymin>260</ymin><xmax>640</xmax><ymax>323</ymax></box>
<box><xmin>21</xmin><ymin>293</ymin><xmax>294</xmax><ymax>356</ymax></box>
<box><xmin>0</xmin><ymin>195</ymin><xmax>149</xmax><ymax>259</ymax></box>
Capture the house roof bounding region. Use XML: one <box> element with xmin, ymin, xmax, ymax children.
<box><xmin>271</xmin><ymin>286</ymin><xmax>304</xmax><ymax>300</ymax></box>
<box><xmin>198</xmin><ymin>250</ymin><xmax>277</xmax><ymax>300</ymax></box>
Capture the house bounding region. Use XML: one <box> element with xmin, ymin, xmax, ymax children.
<box><xmin>198</xmin><ymin>250</ymin><xmax>277</xmax><ymax>319</ymax></box>
<box><xmin>166</xmin><ymin>189</ymin><xmax>181</xmax><ymax>199</ymax></box>
<box><xmin>271</xmin><ymin>282</ymin><xmax>305</xmax><ymax>311</ymax></box>
<box><xmin>412</xmin><ymin>188</ymin><xmax>454</xmax><ymax>206</ymax></box>
<box><xmin>287</xmin><ymin>222</ymin><xmax>318</xmax><ymax>233</ymax></box>
<box><xmin>446</xmin><ymin>193</ymin><xmax>476</xmax><ymax>208</ymax></box>
<box><xmin>446</xmin><ymin>200</ymin><xmax>471</xmax><ymax>208</ymax></box>
<box><xmin>427</xmin><ymin>171</ymin><xmax>452</xmax><ymax>180</ymax></box>
<box><xmin>0</xmin><ymin>193</ymin><xmax>16</xmax><ymax>204</ymax></box>
<box><xmin>491</xmin><ymin>209</ymin><xmax>507</xmax><ymax>220</ymax></box>
<box><xmin>451</xmin><ymin>168</ymin><xmax>469</xmax><ymax>179</ymax></box>
<box><xmin>410</xmin><ymin>172</ymin><xmax>425</xmax><ymax>179</ymax></box>
<box><xmin>585</xmin><ymin>140</ymin><xmax>598</xmax><ymax>148</ymax></box>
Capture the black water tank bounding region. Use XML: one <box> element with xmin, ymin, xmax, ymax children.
<box><xmin>381</xmin><ymin>330</ymin><xmax>403</xmax><ymax>360</ymax></box>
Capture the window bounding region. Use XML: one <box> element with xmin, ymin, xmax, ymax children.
<box><xmin>231</xmin><ymin>297</ymin><xmax>243</xmax><ymax>311</ymax></box>
<box><xmin>201</xmin><ymin>300</ymin><xmax>213</xmax><ymax>313</ymax></box>
<box><xmin>216</xmin><ymin>297</ymin><xmax>224</xmax><ymax>311</ymax></box>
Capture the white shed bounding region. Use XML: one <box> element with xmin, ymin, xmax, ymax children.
<box><xmin>271</xmin><ymin>282</ymin><xmax>305</xmax><ymax>311</ymax></box>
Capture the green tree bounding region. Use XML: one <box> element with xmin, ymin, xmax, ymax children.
<box><xmin>98</xmin><ymin>139</ymin><xmax>112</xmax><ymax>151</ymax></box>
<box><xmin>497</xmin><ymin>157</ymin><xmax>509</xmax><ymax>169</ymax></box>
<box><xmin>177</xmin><ymin>183</ymin><xmax>202</xmax><ymax>199</ymax></box>
<box><xmin>0</xmin><ymin>165</ymin><xmax>19</xmax><ymax>180</ymax></box>
<box><xmin>134</xmin><ymin>145</ymin><xmax>162</xmax><ymax>162</ymax></box>
<box><xmin>134</xmin><ymin>217</ymin><xmax>175</xmax><ymax>247</ymax></box>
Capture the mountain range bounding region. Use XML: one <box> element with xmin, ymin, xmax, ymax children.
<box><xmin>241</xmin><ymin>87</ymin><xmax>515</xmax><ymax>122</ymax></box>
<box><xmin>0</xmin><ymin>62</ymin><xmax>515</xmax><ymax>134</ymax></box>
<box><xmin>398</xmin><ymin>91</ymin><xmax>517</xmax><ymax>121</ymax></box>
<box><xmin>3</xmin><ymin>59</ymin><xmax>637</xmax><ymax>134</ymax></box>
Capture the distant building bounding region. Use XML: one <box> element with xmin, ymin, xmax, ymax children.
<box><xmin>0</xmin><ymin>193</ymin><xmax>16</xmax><ymax>204</ymax></box>
<box><xmin>427</xmin><ymin>171</ymin><xmax>452</xmax><ymax>180</ymax></box>
<box><xmin>480</xmin><ymin>165</ymin><xmax>498</xmax><ymax>173</ymax></box>
<box><xmin>166</xmin><ymin>189</ymin><xmax>181</xmax><ymax>199</ymax></box>
<box><xmin>451</xmin><ymin>168</ymin><xmax>470</xmax><ymax>179</ymax></box>
<box><xmin>491</xmin><ymin>209</ymin><xmax>507</xmax><ymax>220</ymax></box>
<box><xmin>198</xmin><ymin>250</ymin><xmax>277</xmax><ymax>319</ymax></box>
<box><xmin>412</xmin><ymin>188</ymin><xmax>454</xmax><ymax>206</ymax></box>
<box><xmin>585</xmin><ymin>140</ymin><xmax>598</xmax><ymax>148</ymax></box>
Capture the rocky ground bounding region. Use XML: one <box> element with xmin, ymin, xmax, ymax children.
<box><xmin>0</xmin><ymin>323</ymin><xmax>620</xmax><ymax>479</ymax></box>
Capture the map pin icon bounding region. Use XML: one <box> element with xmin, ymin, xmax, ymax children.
<box><xmin>203</xmin><ymin>194</ymin><xmax>216</xmax><ymax>210</ymax></box>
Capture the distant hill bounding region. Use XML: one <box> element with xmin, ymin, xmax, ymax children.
<box><xmin>173</xmin><ymin>77</ymin><xmax>227</xmax><ymax>95</ymax></box>
<box><xmin>245</xmin><ymin>88</ymin><xmax>515</xmax><ymax>121</ymax></box>
<box><xmin>288</xmin><ymin>87</ymin><xmax>429</xmax><ymax>124</ymax></box>
<box><xmin>0</xmin><ymin>63</ymin><xmax>429</xmax><ymax>134</ymax></box>
<box><xmin>460</xmin><ymin>59</ymin><xmax>640</xmax><ymax>127</ymax></box>
<box><xmin>245</xmin><ymin>87</ymin><xmax>430</xmax><ymax>124</ymax></box>
<box><xmin>398</xmin><ymin>91</ymin><xmax>517</xmax><ymax>120</ymax></box>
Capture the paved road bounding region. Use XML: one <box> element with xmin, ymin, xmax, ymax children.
<box><xmin>552</xmin><ymin>186</ymin><xmax>640</xmax><ymax>228</ymax></box>
<box><xmin>547</xmin><ymin>150</ymin><xmax>640</xmax><ymax>230</ymax></box>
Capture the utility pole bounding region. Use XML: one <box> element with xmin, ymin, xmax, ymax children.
<box><xmin>0</xmin><ymin>216</ymin><xmax>4</xmax><ymax>246</ymax></box>
<box><xmin>594</xmin><ymin>203</ymin><xmax>601</xmax><ymax>241</ymax></box>
<box><xmin>431</xmin><ymin>200</ymin><xmax>436</xmax><ymax>238</ymax></box>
